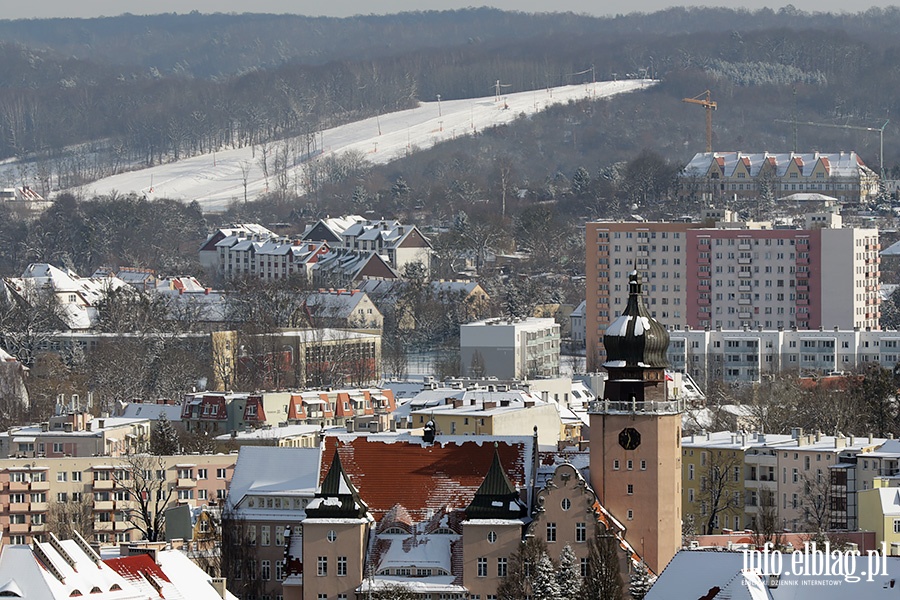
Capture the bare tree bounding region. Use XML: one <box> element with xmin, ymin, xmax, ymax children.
<box><xmin>582</xmin><ymin>526</ymin><xmax>623</xmax><ymax>600</ymax></box>
<box><xmin>697</xmin><ymin>449</ymin><xmax>743</xmax><ymax>535</ymax></box>
<box><xmin>220</xmin><ymin>506</ymin><xmax>265</xmax><ymax>599</ymax></box>
<box><xmin>46</xmin><ymin>493</ymin><xmax>94</xmax><ymax>541</ymax></box>
<box><xmin>497</xmin><ymin>536</ymin><xmax>547</xmax><ymax>600</ymax></box>
<box><xmin>114</xmin><ymin>454</ymin><xmax>175</xmax><ymax>542</ymax></box>
<box><xmin>800</xmin><ymin>469</ymin><xmax>831</xmax><ymax>534</ymax></box>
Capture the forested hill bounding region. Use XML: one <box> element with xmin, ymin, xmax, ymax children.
<box><xmin>4</xmin><ymin>7</ymin><xmax>900</xmax><ymax>196</ymax></box>
<box><xmin>2</xmin><ymin>7</ymin><xmax>900</xmax><ymax>78</ymax></box>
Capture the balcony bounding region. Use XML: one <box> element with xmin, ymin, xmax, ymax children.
<box><xmin>739</xmin><ymin>312</ymin><xmax>752</xmax><ymax>319</ymax></box>
<box><xmin>30</xmin><ymin>481</ymin><xmax>50</xmax><ymax>492</ymax></box>
<box><xmin>31</xmin><ymin>502</ymin><xmax>48</xmax><ymax>512</ymax></box>
<box><xmin>697</xmin><ymin>285</ymin><xmax>710</xmax><ymax>292</ymax></box>
<box><xmin>738</xmin><ymin>299</ymin><xmax>752</xmax><ymax>305</ymax></box>
<box><xmin>697</xmin><ymin>257</ymin><xmax>710</xmax><ymax>265</ymax></box>
<box><xmin>94</xmin><ymin>500</ymin><xmax>114</xmax><ymax>511</ymax></box>
<box><xmin>738</xmin><ymin>258</ymin><xmax>752</xmax><ymax>265</ymax></box>
<box><xmin>697</xmin><ymin>298</ymin><xmax>710</xmax><ymax>306</ymax></box>
<box><xmin>177</xmin><ymin>478</ymin><xmax>197</xmax><ymax>489</ymax></box>
<box><xmin>738</xmin><ymin>271</ymin><xmax>752</xmax><ymax>278</ymax></box>
<box><xmin>739</xmin><ymin>285</ymin><xmax>752</xmax><ymax>292</ymax></box>
<box><xmin>8</xmin><ymin>523</ymin><xmax>28</xmax><ymax>534</ymax></box>
<box><xmin>93</xmin><ymin>479</ymin><xmax>114</xmax><ymax>490</ymax></box>
<box><xmin>8</xmin><ymin>502</ymin><xmax>28</xmax><ymax>513</ymax></box>
<box><xmin>8</xmin><ymin>482</ymin><xmax>28</xmax><ymax>493</ymax></box>
<box><xmin>739</xmin><ymin>243</ymin><xmax>751</xmax><ymax>251</ymax></box>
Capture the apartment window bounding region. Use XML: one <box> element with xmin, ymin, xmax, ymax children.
<box><xmin>275</xmin><ymin>560</ymin><xmax>285</xmax><ymax>581</ymax></box>
<box><xmin>498</xmin><ymin>558</ymin><xmax>508</xmax><ymax>578</ymax></box>
<box><xmin>53</xmin><ymin>443</ymin><xmax>63</xmax><ymax>453</ymax></box>
<box><xmin>337</xmin><ymin>556</ymin><xmax>347</xmax><ymax>577</ymax></box>
<box><xmin>217</xmin><ymin>468</ymin><xmax>227</xmax><ymax>479</ymax></box>
<box><xmin>477</xmin><ymin>557</ymin><xmax>488</xmax><ymax>577</ymax></box>
<box><xmin>893</xmin><ymin>519</ymin><xmax>900</xmax><ymax>534</ymax></box>
<box><xmin>57</xmin><ymin>472</ymin><xmax>67</xmax><ymax>482</ymax></box>
<box><xmin>276</xmin><ymin>526</ymin><xmax>285</xmax><ymax>547</ymax></box>
<box><xmin>261</xmin><ymin>526</ymin><xmax>270</xmax><ymax>547</ymax></box>
<box><xmin>613</xmin><ymin>459</ymin><xmax>620</xmax><ymax>470</ymax></box>
<box><xmin>627</xmin><ymin>484</ymin><xmax>634</xmax><ymax>495</ymax></box>
<box><xmin>72</xmin><ymin>471</ymin><xmax>82</xmax><ymax>482</ymax></box>
<box><xmin>261</xmin><ymin>560</ymin><xmax>271</xmax><ymax>580</ymax></box>
<box><xmin>197</xmin><ymin>468</ymin><xmax>208</xmax><ymax>480</ymax></box>
<box><xmin>57</xmin><ymin>492</ymin><xmax>67</xmax><ymax>503</ymax></box>
<box><xmin>177</xmin><ymin>490</ymin><xmax>193</xmax><ymax>501</ymax></box>
<box><xmin>317</xmin><ymin>556</ymin><xmax>327</xmax><ymax>576</ymax></box>
<box><xmin>177</xmin><ymin>468</ymin><xmax>193</xmax><ymax>479</ymax></box>
<box><xmin>576</xmin><ymin>522</ymin><xmax>586</xmax><ymax>542</ymax></box>
<box><xmin>627</xmin><ymin>460</ymin><xmax>633</xmax><ymax>470</ymax></box>
<box><xmin>581</xmin><ymin>558</ymin><xmax>589</xmax><ymax>577</ymax></box>
<box><xmin>627</xmin><ymin>510</ymin><xmax>634</xmax><ymax>520</ymax></box>
<box><xmin>198</xmin><ymin>489</ymin><xmax>208</xmax><ymax>500</ymax></box>
<box><xmin>640</xmin><ymin>460</ymin><xmax>647</xmax><ymax>470</ymax></box>
<box><xmin>547</xmin><ymin>522</ymin><xmax>557</xmax><ymax>542</ymax></box>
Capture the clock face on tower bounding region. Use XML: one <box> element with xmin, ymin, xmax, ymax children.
<box><xmin>618</xmin><ymin>427</ymin><xmax>641</xmax><ymax>450</ymax></box>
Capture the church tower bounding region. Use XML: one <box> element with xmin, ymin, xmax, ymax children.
<box><xmin>589</xmin><ymin>271</ymin><xmax>683</xmax><ymax>574</ymax></box>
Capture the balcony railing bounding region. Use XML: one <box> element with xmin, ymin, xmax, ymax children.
<box><xmin>588</xmin><ymin>398</ymin><xmax>685</xmax><ymax>415</ymax></box>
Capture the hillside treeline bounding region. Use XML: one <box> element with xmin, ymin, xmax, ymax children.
<box><xmin>4</xmin><ymin>8</ymin><xmax>900</xmax><ymax>200</ymax></box>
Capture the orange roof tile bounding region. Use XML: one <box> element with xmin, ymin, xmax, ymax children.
<box><xmin>321</xmin><ymin>435</ymin><xmax>530</xmax><ymax>522</ymax></box>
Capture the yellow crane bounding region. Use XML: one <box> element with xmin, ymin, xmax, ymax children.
<box><xmin>682</xmin><ymin>90</ymin><xmax>717</xmax><ymax>152</ymax></box>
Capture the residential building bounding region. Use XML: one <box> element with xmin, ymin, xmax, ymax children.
<box><xmin>214</xmin><ymin>424</ymin><xmax>322</xmax><ymax>448</ymax></box>
<box><xmin>303</xmin><ymin>289</ymin><xmax>383</xmax><ymax>330</ymax></box>
<box><xmin>680</xmin><ymin>151</ymin><xmax>880</xmax><ymax>204</ymax></box>
<box><xmin>585</xmin><ymin>219</ymin><xmax>879</xmax><ymax>364</ymax></box>
<box><xmin>4</xmin><ymin>263</ymin><xmax>131</xmax><ymax>331</ymax></box>
<box><xmin>683</xmin><ymin>429</ymin><xmax>887</xmax><ymax>533</ymax></box>
<box><xmin>569</xmin><ymin>300</ymin><xmax>586</xmax><ymax>347</ymax></box>
<box><xmin>226</xmin><ymin>446</ymin><xmax>321</xmax><ymax>600</ymax></box>
<box><xmin>337</xmin><ymin>219</ymin><xmax>433</xmax><ymax>274</ymax></box>
<box><xmin>198</xmin><ymin>223</ymin><xmax>275</xmax><ymax>272</ymax></box>
<box><xmin>669</xmin><ymin>326</ymin><xmax>900</xmax><ymax>384</ymax></box>
<box><xmin>310</xmin><ymin>248</ymin><xmax>399</xmax><ymax>287</ymax></box>
<box><xmin>403</xmin><ymin>387</ymin><xmax>564</xmax><ymax>447</ymax></box>
<box><xmin>459</xmin><ymin>317</ymin><xmax>560</xmax><ymax>379</ymax></box>
<box><xmin>0</xmin><ymin>413</ymin><xmax>151</xmax><ymax>459</ymax></box>
<box><xmin>0</xmin><ymin>453</ymin><xmax>236</xmax><ymax>546</ymax></box>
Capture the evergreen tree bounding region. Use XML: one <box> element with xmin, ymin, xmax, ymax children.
<box><xmin>557</xmin><ymin>544</ymin><xmax>582</xmax><ymax>600</ymax></box>
<box><xmin>582</xmin><ymin>526</ymin><xmax>623</xmax><ymax>600</ymax></box>
<box><xmin>628</xmin><ymin>560</ymin><xmax>655</xmax><ymax>600</ymax></box>
<box><xmin>150</xmin><ymin>412</ymin><xmax>179</xmax><ymax>455</ymax></box>
<box><xmin>531</xmin><ymin>552</ymin><xmax>562</xmax><ymax>600</ymax></box>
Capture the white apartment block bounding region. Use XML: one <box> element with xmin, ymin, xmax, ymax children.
<box><xmin>460</xmin><ymin>317</ymin><xmax>560</xmax><ymax>379</ymax></box>
<box><xmin>669</xmin><ymin>326</ymin><xmax>900</xmax><ymax>384</ymax></box>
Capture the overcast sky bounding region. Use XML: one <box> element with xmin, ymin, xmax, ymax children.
<box><xmin>5</xmin><ymin>1</ymin><xmax>900</xmax><ymax>20</ymax></box>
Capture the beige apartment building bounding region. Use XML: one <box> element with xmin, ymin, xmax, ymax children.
<box><xmin>0</xmin><ymin>453</ymin><xmax>237</xmax><ymax>546</ymax></box>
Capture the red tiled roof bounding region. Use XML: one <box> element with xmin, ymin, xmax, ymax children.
<box><xmin>105</xmin><ymin>553</ymin><xmax>172</xmax><ymax>588</ymax></box>
<box><xmin>321</xmin><ymin>436</ymin><xmax>530</xmax><ymax>522</ymax></box>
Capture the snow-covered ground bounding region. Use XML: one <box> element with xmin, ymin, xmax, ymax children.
<box><xmin>78</xmin><ymin>79</ymin><xmax>655</xmax><ymax>212</ymax></box>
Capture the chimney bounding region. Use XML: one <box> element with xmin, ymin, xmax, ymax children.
<box><xmin>210</xmin><ymin>578</ymin><xmax>228</xmax><ymax>599</ymax></box>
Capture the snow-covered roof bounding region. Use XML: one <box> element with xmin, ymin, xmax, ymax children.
<box><xmin>684</xmin><ymin>151</ymin><xmax>873</xmax><ymax>179</ymax></box>
<box><xmin>0</xmin><ymin>537</ymin><xmax>138</xmax><ymax>600</ymax></box>
<box><xmin>227</xmin><ymin>446</ymin><xmax>321</xmax><ymax>509</ymax></box>
<box><xmin>647</xmin><ymin>550</ymin><xmax>900</xmax><ymax>599</ymax></box>
<box><xmin>119</xmin><ymin>403</ymin><xmax>183</xmax><ymax>422</ymax></box>
<box><xmin>5</xmin><ymin>264</ymin><xmax>131</xmax><ymax>330</ymax></box>
<box><xmin>213</xmin><ymin>424</ymin><xmax>321</xmax><ymax>441</ymax></box>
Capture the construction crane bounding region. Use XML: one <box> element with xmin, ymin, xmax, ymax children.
<box><xmin>774</xmin><ymin>118</ymin><xmax>890</xmax><ymax>178</ymax></box>
<box><xmin>682</xmin><ymin>90</ymin><xmax>717</xmax><ymax>152</ymax></box>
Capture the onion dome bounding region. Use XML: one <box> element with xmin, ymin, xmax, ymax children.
<box><xmin>603</xmin><ymin>271</ymin><xmax>669</xmax><ymax>369</ymax></box>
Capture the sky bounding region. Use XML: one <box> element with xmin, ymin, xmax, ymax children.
<box><xmin>5</xmin><ymin>0</ymin><xmax>900</xmax><ymax>19</ymax></box>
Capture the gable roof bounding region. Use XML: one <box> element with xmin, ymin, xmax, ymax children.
<box><xmin>305</xmin><ymin>450</ymin><xmax>369</xmax><ymax>519</ymax></box>
<box><xmin>321</xmin><ymin>433</ymin><xmax>533</xmax><ymax>522</ymax></box>
<box><xmin>227</xmin><ymin>446</ymin><xmax>321</xmax><ymax>511</ymax></box>
<box><xmin>684</xmin><ymin>151</ymin><xmax>875</xmax><ymax>179</ymax></box>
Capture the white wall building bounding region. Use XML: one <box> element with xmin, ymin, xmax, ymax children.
<box><xmin>460</xmin><ymin>317</ymin><xmax>560</xmax><ymax>379</ymax></box>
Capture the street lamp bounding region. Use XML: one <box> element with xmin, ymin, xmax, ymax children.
<box><xmin>436</xmin><ymin>94</ymin><xmax>442</xmax><ymax>117</ymax></box>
